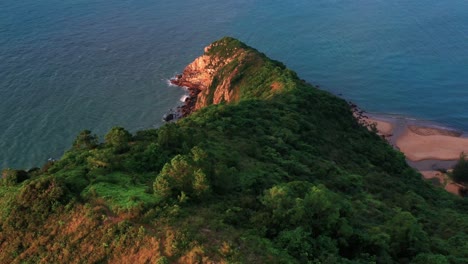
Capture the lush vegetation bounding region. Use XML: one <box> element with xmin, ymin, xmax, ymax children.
<box><xmin>1</xmin><ymin>37</ymin><xmax>467</xmax><ymax>263</ymax></box>
<box><xmin>205</xmin><ymin>37</ymin><xmax>299</xmax><ymax>106</ymax></box>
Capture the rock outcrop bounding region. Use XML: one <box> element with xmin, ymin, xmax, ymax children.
<box><xmin>170</xmin><ymin>39</ymin><xmax>246</xmax><ymax>117</ymax></box>
<box><xmin>168</xmin><ymin>37</ymin><xmax>298</xmax><ymax>120</ymax></box>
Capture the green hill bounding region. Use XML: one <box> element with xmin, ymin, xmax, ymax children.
<box><xmin>1</xmin><ymin>37</ymin><xmax>467</xmax><ymax>263</ymax></box>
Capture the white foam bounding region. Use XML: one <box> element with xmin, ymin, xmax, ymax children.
<box><xmin>165</xmin><ymin>79</ymin><xmax>177</xmax><ymax>87</ymax></box>
<box><xmin>180</xmin><ymin>94</ymin><xmax>189</xmax><ymax>102</ymax></box>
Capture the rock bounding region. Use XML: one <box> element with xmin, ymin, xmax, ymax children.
<box><xmin>169</xmin><ymin>41</ymin><xmax>242</xmax><ymax>116</ymax></box>
<box><xmin>163</xmin><ymin>113</ymin><xmax>174</xmax><ymax>122</ymax></box>
<box><xmin>168</xmin><ymin>37</ymin><xmax>285</xmax><ymax>118</ymax></box>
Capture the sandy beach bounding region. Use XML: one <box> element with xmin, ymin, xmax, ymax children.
<box><xmin>397</xmin><ymin>127</ymin><xmax>468</xmax><ymax>161</ymax></box>
<box><xmin>361</xmin><ymin>114</ymin><xmax>468</xmax><ymax>195</ymax></box>
<box><xmin>364</xmin><ymin>116</ymin><xmax>468</xmax><ymax>162</ymax></box>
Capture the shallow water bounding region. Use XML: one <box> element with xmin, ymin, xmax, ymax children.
<box><xmin>1</xmin><ymin>0</ymin><xmax>467</xmax><ymax>168</ymax></box>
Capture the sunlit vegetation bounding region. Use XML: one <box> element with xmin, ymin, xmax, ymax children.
<box><xmin>1</xmin><ymin>37</ymin><xmax>467</xmax><ymax>263</ymax></box>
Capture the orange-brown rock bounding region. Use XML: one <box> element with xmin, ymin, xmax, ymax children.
<box><xmin>171</xmin><ymin>41</ymin><xmax>245</xmax><ymax>116</ymax></box>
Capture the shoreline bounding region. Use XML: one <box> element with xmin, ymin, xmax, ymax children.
<box><xmin>357</xmin><ymin>110</ymin><xmax>468</xmax><ymax>195</ymax></box>
<box><xmin>163</xmin><ymin>76</ymin><xmax>200</xmax><ymax>122</ymax></box>
<box><xmin>363</xmin><ymin>113</ymin><xmax>468</xmax><ymax>162</ymax></box>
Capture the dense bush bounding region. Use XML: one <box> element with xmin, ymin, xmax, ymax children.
<box><xmin>105</xmin><ymin>127</ymin><xmax>132</xmax><ymax>153</ymax></box>
<box><xmin>73</xmin><ymin>129</ymin><xmax>98</xmax><ymax>150</ymax></box>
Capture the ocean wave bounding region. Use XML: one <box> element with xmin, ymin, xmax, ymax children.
<box><xmin>165</xmin><ymin>79</ymin><xmax>178</xmax><ymax>87</ymax></box>
<box><xmin>180</xmin><ymin>94</ymin><xmax>189</xmax><ymax>102</ymax></box>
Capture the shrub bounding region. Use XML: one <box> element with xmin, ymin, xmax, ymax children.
<box><xmin>73</xmin><ymin>130</ymin><xmax>98</xmax><ymax>149</ymax></box>
<box><xmin>17</xmin><ymin>177</ymin><xmax>69</xmax><ymax>209</ymax></box>
<box><xmin>153</xmin><ymin>155</ymin><xmax>211</xmax><ymax>201</ymax></box>
<box><xmin>105</xmin><ymin>127</ymin><xmax>132</xmax><ymax>153</ymax></box>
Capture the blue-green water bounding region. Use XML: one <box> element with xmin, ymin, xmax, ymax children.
<box><xmin>1</xmin><ymin>0</ymin><xmax>467</xmax><ymax>169</ymax></box>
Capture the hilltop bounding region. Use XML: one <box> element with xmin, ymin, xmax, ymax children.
<box><xmin>1</xmin><ymin>37</ymin><xmax>467</xmax><ymax>263</ymax></box>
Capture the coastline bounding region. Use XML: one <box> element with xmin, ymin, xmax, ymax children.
<box><xmin>359</xmin><ymin>111</ymin><xmax>468</xmax><ymax>195</ymax></box>
<box><xmin>166</xmin><ymin>63</ymin><xmax>467</xmax><ymax>196</ymax></box>
<box><xmin>363</xmin><ymin>113</ymin><xmax>468</xmax><ymax>162</ymax></box>
<box><xmin>163</xmin><ymin>76</ymin><xmax>201</xmax><ymax>122</ymax></box>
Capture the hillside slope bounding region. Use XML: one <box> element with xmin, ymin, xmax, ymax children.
<box><xmin>1</xmin><ymin>37</ymin><xmax>467</xmax><ymax>264</ymax></box>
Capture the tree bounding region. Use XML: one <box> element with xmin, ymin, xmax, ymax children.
<box><xmin>192</xmin><ymin>169</ymin><xmax>210</xmax><ymax>197</ymax></box>
<box><xmin>124</xmin><ymin>143</ymin><xmax>167</xmax><ymax>172</ymax></box>
<box><xmin>105</xmin><ymin>127</ymin><xmax>132</xmax><ymax>153</ymax></box>
<box><xmin>260</xmin><ymin>182</ymin><xmax>342</xmax><ymax>236</ymax></box>
<box><xmin>275</xmin><ymin>227</ymin><xmax>313</xmax><ymax>262</ymax></box>
<box><xmin>73</xmin><ymin>130</ymin><xmax>98</xmax><ymax>149</ymax></box>
<box><xmin>411</xmin><ymin>253</ymin><xmax>449</xmax><ymax>264</ymax></box>
<box><xmin>157</xmin><ymin>123</ymin><xmax>180</xmax><ymax>150</ymax></box>
<box><xmin>86</xmin><ymin>149</ymin><xmax>112</xmax><ymax>169</ymax></box>
<box><xmin>153</xmin><ymin>155</ymin><xmax>211</xmax><ymax>201</ymax></box>
<box><xmin>385</xmin><ymin>211</ymin><xmax>429</xmax><ymax>260</ymax></box>
<box><xmin>452</xmin><ymin>152</ymin><xmax>468</xmax><ymax>183</ymax></box>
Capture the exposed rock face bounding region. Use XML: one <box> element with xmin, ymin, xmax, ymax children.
<box><xmin>170</xmin><ymin>40</ymin><xmax>245</xmax><ymax>116</ymax></box>
<box><xmin>168</xmin><ymin>37</ymin><xmax>294</xmax><ymax>120</ymax></box>
<box><xmin>172</xmin><ymin>45</ymin><xmax>224</xmax><ymax>91</ymax></box>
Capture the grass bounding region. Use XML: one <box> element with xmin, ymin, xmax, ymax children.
<box><xmin>82</xmin><ymin>182</ymin><xmax>158</xmax><ymax>210</ymax></box>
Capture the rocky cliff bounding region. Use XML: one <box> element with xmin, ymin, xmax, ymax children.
<box><xmin>171</xmin><ymin>37</ymin><xmax>294</xmax><ymax>117</ymax></box>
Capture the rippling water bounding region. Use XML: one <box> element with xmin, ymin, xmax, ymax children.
<box><xmin>1</xmin><ymin>0</ymin><xmax>467</xmax><ymax>169</ymax></box>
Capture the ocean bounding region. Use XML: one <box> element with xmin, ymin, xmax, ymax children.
<box><xmin>1</xmin><ymin>0</ymin><xmax>467</xmax><ymax>169</ymax></box>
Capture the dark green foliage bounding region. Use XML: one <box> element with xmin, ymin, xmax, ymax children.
<box><xmin>452</xmin><ymin>152</ymin><xmax>468</xmax><ymax>183</ymax></box>
<box><xmin>73</xmin><ymin>129</ymin><xmax>98</xmax><ymax>150</ymax></box>
<box><xmin>411</xmin><ymin>254</ymin><xmax>449</xmax><ymax>264</ymax></box>
<box><xmin>385</xmin><ymin>211</ymin><xmax>429</xmax><ymax>260</ymax></box>
<box><xmin>258</xmin><ymin>182</ymin><xmax>342</xmax><ymax>236</ymax></box>
<box><xmin>124</xmin><ymin>142</ymin><xmax>168</xmax><ymax>172</ymax></box>
<box><xmin>105</xmin><ymin>127</ymin><xmax>132</xmax><ymax>153</ymax></box>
